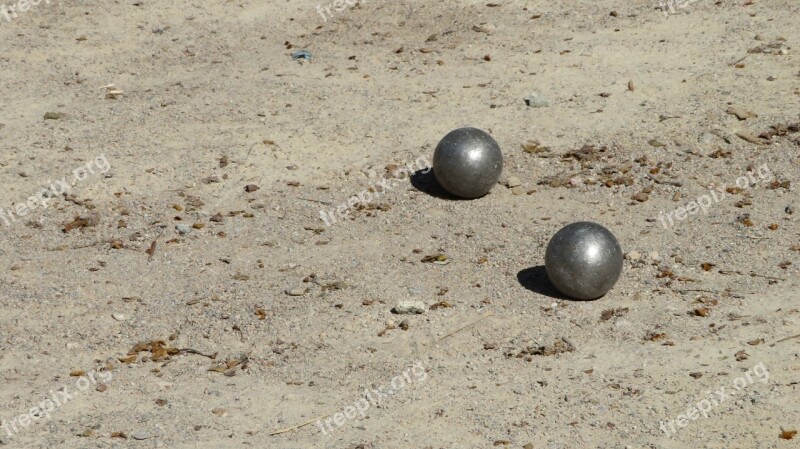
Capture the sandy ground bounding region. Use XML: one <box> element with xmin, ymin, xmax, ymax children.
<box><xmin>0</xmin><ymin>0</ymin><xmax>799</xmax><ymax>448</ymax></box>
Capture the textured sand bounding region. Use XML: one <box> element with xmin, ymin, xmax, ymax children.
<box><xmin>0</xmin><ymin>1</ymin><xmax>798</xmax><ymax>448</ymax></box>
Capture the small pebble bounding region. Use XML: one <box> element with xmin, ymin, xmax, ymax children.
<box><xmin>43</xmin><ymin>112</ymin><xmax>66</xmax><ymax>120</ymax></box>
<box><xmin>285</xmin><ymin>287</ymin><xmax>307</xmax><ymax>296</ymax></box>
<box><xmin>132</xmin><ymin>431</ymin><xmax>154</xmax><ymax>440</ymax></box>
<box><xmin>506</xmin><ymin>176</ymin><xmax>521</xmax><ymax>188</ymax></box>
<box><xmin>175</xmin><ymin>224</ymin><xmax>192</xmax><ymax>235</ymax></box>
<box><xmin>626</xmin><ymin>251</ymin><xmax>641</xmax><ymax>261</ymax></box>
<box><xmin>699</xmin><ymin>132</ymin><xmax>716</xmax><ymax>144</ymax></box>
<box><xmin>112</xmin><ymin>313</ymin><xmax>127</xmax><ymax>321</ymax></box>
<box><xmin>525</xmin><ymin>92</ymin><xmax>549</xmax><ymax>108</ymax></box>
<box><xmin>391</xmin><ymin>300</ymin><xmax>425</xmax><ymax>315</ymax></box>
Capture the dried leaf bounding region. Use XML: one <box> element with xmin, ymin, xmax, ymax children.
<box><xmin>63</xmin><ymin>215</ymin><xmax>99</xmax><ymax>233</ymax></box>
<box><xmin>505</xmin><ymin>338</ymin><xmax>575</xmax><ymax>359</ymax></box>
<box><xmin>656</xmin><ymin>268</ymin><xmax>676</xmax><ymax>279</ymax></box>
<box><xmin>146</xmin><ymin>240</ymin><xmax>157</xmax><ymax>258</ymax></box>
<box><xmin>768</xmin><ymin>180</ymin><xmax>791</xmax><ymax>190</ymax></box>
<box><xmin>429</xmin><ymin>300</ymin><xmax>453</xmax><ymax>310</ymax></box>
<box><xmin>644</xmin><ymin>331</ymin><xmax>667</xmax><ymax>341</ymax></box>
<box><xmin>780</xmin><ymin>429</ymin><xmax>797</xmax><ymax>440</ymax></box>
<box><xmin>129</xmin><ymin>340</ymin><xmax>180</xmax><ymax>362</ymax></box>
<box><xmin>421</xmin><ymin>253</ymin><xmax>448</xmax><ymax>264</ymax></box>
<box><xmin>563</xmin><ymin>145</ymin><xmax>608</xmax><ymax>166</ymax></box>
<box><xmin>709</xmin><ymin>149</ymin><xmax>732</xmax><ymax>159</ymax></box>
<box><xmin>600</xmin><ymin>308</ymin><xmax>629</xmax><ymax>321</ymax></box>
<box><xmin>521</xmin><ymin>140</ymin><xmax>551</xmax><ymax>155</ymax></box>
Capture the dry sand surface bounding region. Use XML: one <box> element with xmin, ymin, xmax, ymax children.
<box><xmin>0</xmin><ymin>0</ymin><xmax>799</xmax><ymax>448</ymax></box>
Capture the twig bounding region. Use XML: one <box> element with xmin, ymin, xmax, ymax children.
<box><xmin>776</xmin><ymin>334</ymin><xmax>800</xmax><ymax>344</ymax></box>
<box><xmin>647</xmin><ymin>174</ymin><xmax>683</xmax><ymax>187</ymax></box>
<box><xmin>436</xmin><ymin>312</ymin><xmax>494</xmax><ymax>343</ymax></box>
<box><xmin>299</xmin><ymin>197</ymin><xmax>333</xmax><ymax>206</ymax></box>
<box><xmin>179</xmin><ymin>348</ymin><xmax>217</xmax><ymax>359</ymax></box>
<box><xmin>269</xmin><ymin>414</ymin><xmax>330</xmax><ymax>436</ymax></box>
<box><xmin>749</xmin><ymin>272</ymin><xmax>783</xmax><ymax>281</ymax></box>
<box><xmin>729</xmin><ymin>54</ymin><xmax>748</xmax><ymax>66</ymax></box>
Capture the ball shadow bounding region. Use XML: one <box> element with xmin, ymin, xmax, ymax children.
<box><xmin>409</xmin><ymin>169</ymin><xmax>469</xmax><ymax>200</ymax></box>
<box><xmin>516</xmin><ymin>266</ymin><xmax>573</xmax><ymax>301</ymax></box>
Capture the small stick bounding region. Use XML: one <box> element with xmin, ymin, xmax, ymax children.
<box><xmin>179</xmin><ymin>348</ymin><xmax>217</xmax><ymax>359</ymax></box>
<box><xmin>730</xmin><ymin>54</ymin><xmax>748</xmax><ymax>66</ymax></box>
<box><xmin>776</xmin><ymin>334</ymin><xmax>800</xmax><ymax>344</ymax></box>
<box><xmin>749</xmin><ymin>272</ymin><xmax>783</xmax><ymax>281</ymax></box>
<box><xmin>299</xmin><ymin>197</ymin><xmax>333</xmax><ymax>205</ymax></box>
<box><xmin>436</xmin><ymin>312</ymin><xmax>494</xmax><ymax>343</ymax></box>
<box><xmin>269</xmin><ymin>414</ymin><xmax>330</xmax><ymax>436</ymax></box>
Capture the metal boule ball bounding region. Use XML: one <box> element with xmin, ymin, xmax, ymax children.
<box><xmin>432</xmin><ymin>127</ymin><xmax>503</xmax><ymax>199</ymax></box>
<box><xmin>544</xmin><ymin>222</ymin><xmax>623</xmax><ymax>300</ymax></box>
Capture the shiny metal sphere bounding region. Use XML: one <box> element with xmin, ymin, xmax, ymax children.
<box><xmin>432</xmin><ymin>127</ymin><xmax>503</xmax><ymax>199</ymax></box>
<box><xmin>545</xmin><ymin>222</ymin><xmax>623</xmax><ymax>300</ymax></box>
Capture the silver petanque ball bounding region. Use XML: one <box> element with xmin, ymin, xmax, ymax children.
<box><xmin>432</xmin><ymin>127</ymin><xmax>503</xmax><ymax>199</ymax></box>
<box><xmin>545</xmin><ymin>222</ymin><xmax>623</xmax><ymax>300</ymax></box>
